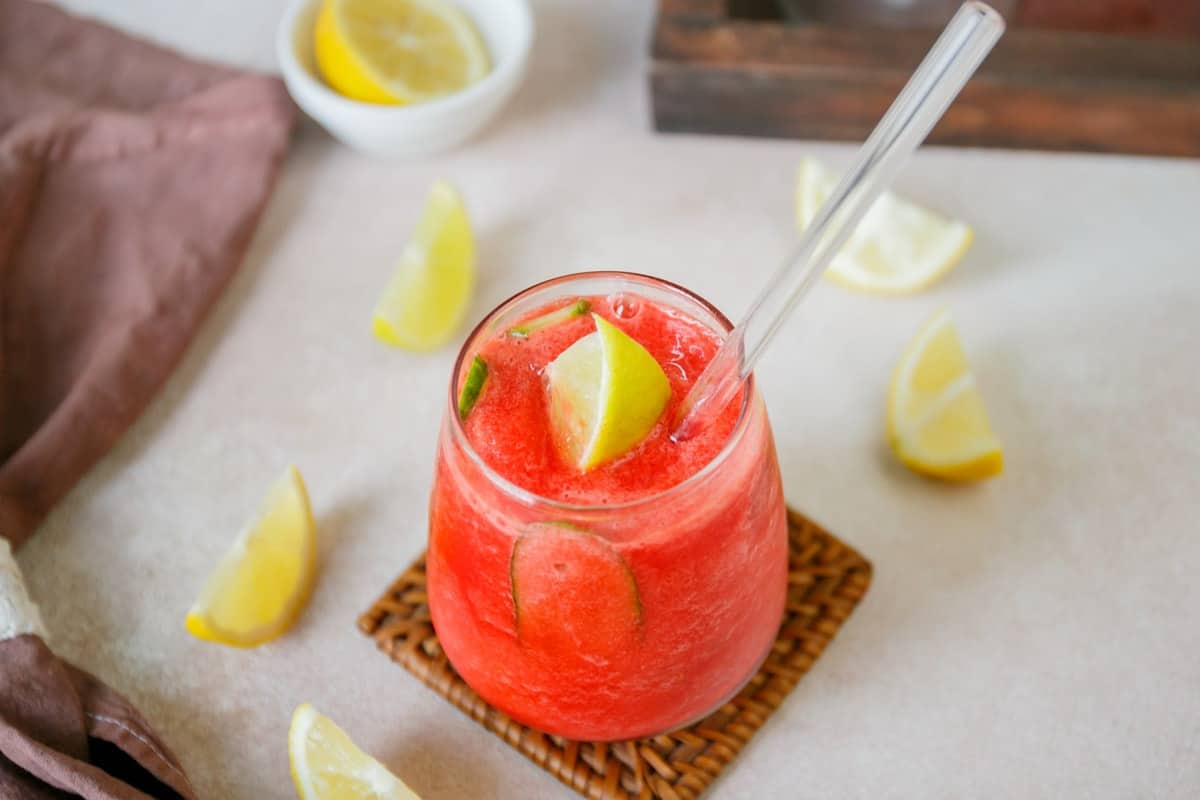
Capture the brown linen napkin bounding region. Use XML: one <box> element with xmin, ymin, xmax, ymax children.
<box><xmin>0</xmin><ymin>0</ymin><xmax>295</xmax><ymax>796</ymax></box>
<box><xmin>0</xmin><ymin>0</ymin><xmax>294</xmax><ymax>547</ymax></box>
<box><xmin>0</xmin><ymin>545</ymin><xmax>193</xmax><ymax>799</ymax></box>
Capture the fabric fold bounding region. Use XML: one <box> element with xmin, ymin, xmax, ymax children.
<box><xmin>0</xmin><ymin>0</ymin><xmax>296</xmax><ymax>796</ymax></box>
<box><xmin>0</xmin><ymin>634</ymin><xmax>195</xmax><ymax>800</ymax></box>
<box><xmin>0</xmin><ymin>0</ymin><xmax>296</xmax><ymax>550</ymax></box>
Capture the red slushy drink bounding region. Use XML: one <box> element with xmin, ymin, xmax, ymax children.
<box><xmin>428</xmin><ymin>272</ymin><xmax>787</xmax><ymax>740</ymax></box>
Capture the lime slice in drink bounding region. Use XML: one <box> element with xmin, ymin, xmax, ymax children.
<box><xmin>507</xmin><ymin>299</ymin><xmax>591</xmax><ymax>338</ymax></box>
<box><xmin>545</xmin><ymin>314</ymin><xmax>671</xmax><ymax>472</ymax></box>
<box><xmin>510</xmin><ymin>522</ymin><xmax>641</xmax><ymax>661</ymax></box>
<box><xmin>457</xmin><ymin>355</ymin><xmax>488</xmax><ymax>421</ymax></box>
<box><xmin>372</xmin><ymin>180</ymin><xmax>475</xmax><ymax>351</ymax></box>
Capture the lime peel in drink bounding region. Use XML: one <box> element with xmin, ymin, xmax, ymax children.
<box><xmin>509</xmin><ymin>522</ymin><xmax>642</xmax><ymax>658</ymax></box>
<box><xmin>507</xmin><ymin>299</ymin><xmax>591</xmax><ymax>338</ymax></box>
<box><xmin>458</xmin><ymin>356</ymin><xmax>488</xmax><ymax>421</ymax></box>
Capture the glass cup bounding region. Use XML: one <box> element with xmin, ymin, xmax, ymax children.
<box><xmin>427</xmin><ymin>272</ymin><xmax>788</xmax><ymax>741</ymax></box>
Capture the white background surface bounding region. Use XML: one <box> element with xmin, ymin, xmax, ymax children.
<box><xmin>22</xmin><ymin>1</ymin><xmax>1200</xmax><ymax>797</ymax></box>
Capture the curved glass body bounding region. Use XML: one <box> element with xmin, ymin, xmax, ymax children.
<box><xmin>427</xmin><ymin>273</ymin><xmax>787</xmax><ymax>741</ymax></box>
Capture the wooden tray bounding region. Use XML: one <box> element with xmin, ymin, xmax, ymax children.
<box><xmin>651</xmin><ymin>0</ymin><xmax>1200</xmax><ymax>157</ymax></box>
<box><xmin>358</xmin><ymin>508</ymin><xmax>872</xmax><ymax>799</ymax></box>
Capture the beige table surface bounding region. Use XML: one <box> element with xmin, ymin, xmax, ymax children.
<box><xmin>23</xmin><ymin>1</ymin><xmax>1200</xmax><ymax>797</ymax></box>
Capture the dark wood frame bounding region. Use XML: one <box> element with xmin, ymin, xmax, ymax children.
<box><xmin>651</xmin><ymin>0</ymin><xmax>1200</xmax><ymax>157</ymax></box>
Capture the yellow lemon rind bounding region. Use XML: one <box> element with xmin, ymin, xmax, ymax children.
<box><xmin>886</xmin><ymin>312</ymin><xmax>1004</xmax><ymax>483</ymax></box>
<box><xmin>185</xmin><ymin>466</ymin><xmax>317</xmax><ymax>648</ymax></box>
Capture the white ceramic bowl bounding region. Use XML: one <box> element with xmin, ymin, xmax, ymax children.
<box><xmin>276</xmin><ymin>0</ymin><xmax>533</xmax><ymax>158</ymax></box>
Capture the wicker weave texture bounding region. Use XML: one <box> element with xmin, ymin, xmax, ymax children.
<box><xmin>358</xmin><ymin>509</ymin><xmax>871</xmax><ymax>799</ymax></box>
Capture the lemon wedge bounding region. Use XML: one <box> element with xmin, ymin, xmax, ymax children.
<box><xmin>796</xmin><ymin>158</ymin><xmax>974</xmax><ymax>293</ymax></box>
<box><xmin>314</xmin><ymin>0</ymin><xmax>489</xmax><ymax>105</ymax></box>
<box><xmin>888</xmin><ymin>311</ymin><xmax>1003</xmax><ymax>481</ymax></box>
<box><xmin>290</xmin><ymin>704</ymin><xmax>421</xmax><ymax>800</ymax></box>
<box><xmin>372</xmin><ymin>181</ymin><xmax>475</xmax><ymax>352</ymax></box>
<box><xmin>185</xmin><ymin>466</ymin><xmax>316</xmax><ymax>647</ymax></box>
<box><xmin>545</xmin><ymin>314</ymin><xmax>671</xmax><ymax>472</ymax></box>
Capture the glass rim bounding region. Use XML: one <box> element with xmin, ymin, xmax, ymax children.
<box><xmin>446</xmin><ymin>270</ymin><xmax>756</xmax><ymax>514</ymax></box>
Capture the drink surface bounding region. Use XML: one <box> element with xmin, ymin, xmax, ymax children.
<box><xmin>460</xmin><ymin>293</ymin><xmax>742</xmax><ymax>505</ymax></box>
<box><xmin>428</xmin><ymin>283</ymin><xmax>788</xmax><ymax>740</ymax></box>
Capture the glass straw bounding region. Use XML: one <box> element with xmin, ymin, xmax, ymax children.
<box><xmin>672</xmin><ymin>2</ymin><xmax>1005</xmax><ymax>440</ymax></box>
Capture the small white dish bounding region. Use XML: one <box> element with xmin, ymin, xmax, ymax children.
<box><xmin>276</xmin><ymin>0</ymin><xmax>533</xmax><ymax>158</ymax></box>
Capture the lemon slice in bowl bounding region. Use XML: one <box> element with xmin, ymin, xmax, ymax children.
<box><xmin>545</xmin><ymin>314</ymin><xmax>671</xmax><ymax>472</ymax></box>
<box><xmin>290</xmin><ymin>704</ymin><xmax>421</xmax><ymax>800</ymax></box>
<box><xmin>185</xmin><ymin>466</ymin><xmax>316</xmax><ymax>647</ymax></box>
<box><xmin>372</xmin><ymin>180</ymin><xmax>475</xmax><ymax>352</ymax></box>
<box><xmin>314</xmin><ymin>0</ymin><xmax>490</xmax><ymax>105</ymax></box>
<box><xmin>888</xmin><ymin>310</ymin><xmax>1003</xmax><ymax>481</ymax></box>
<box><xmin>796</xmin><ymin>158</ymin><xmax>974</xmax><ymax>294</ymax></box>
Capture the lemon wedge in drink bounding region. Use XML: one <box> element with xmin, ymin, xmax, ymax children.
<box><xmin>314</xmin><ymin>0</ymin><xmax>489</xmax><ymax>105</ymax></box>
<box><xmin>888</xmin><ymin>311</ymin><xmax>1003</xmax><ymax>481</ymax></box>
<box><xmin>546</xmin><ymin>314</ymin><xmax>671</xmax><ymax>472</ymax></box>
<box><xmin>290</xmin><ymin>704</ymin><xmax>422</xmax><ymax>800</ymax></box>
<box><xmin>796</xmin><ymin>158</ymin><xmax>974</xmax><ymax>293</ymax></box>
<box><xmin>185</xmin><ymin>466</ymin><xmax>316</xmax><ymax>647</ymax></box>
<box><xmin>372</xmin><ymin>181</ymin><xmax>475</xmax><ymax>352</ymax></box>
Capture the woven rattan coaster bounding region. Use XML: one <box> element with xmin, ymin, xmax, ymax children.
<box><xmin>358</xmin><ymin>508</ymin><xmax>871</xmax><ymax>799</ymax></box>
